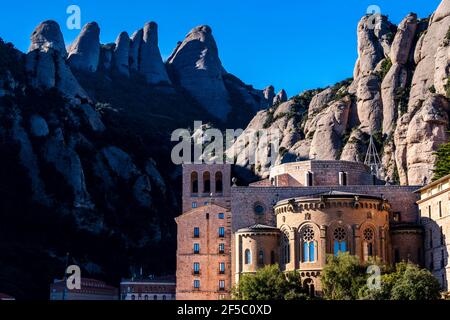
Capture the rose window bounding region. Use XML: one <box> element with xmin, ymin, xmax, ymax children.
<box><xmin>333</xmin><ymin>227</ymin><xmax>347</xmax><ymax>241</ymax></box>
<box><xmin>302</xmin><ymin>227</ymin><xmax>315</xmax><ymax>242</ymax></box>
<box><xmin>363</xmin><ymin>228</ymin><xmax>374</xmax><ymax>241</ymax></box>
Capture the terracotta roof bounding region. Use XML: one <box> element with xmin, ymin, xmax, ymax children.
<box><xmin>0</xmin><ymin>293</ymin><xmax>15</xmax><ymax>300</ymax></box>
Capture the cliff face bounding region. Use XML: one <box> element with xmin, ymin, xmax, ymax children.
<box><xmin>231</xmin><ymin>0</ymin><xmax>450</xmax><ymax>185</ymax></box>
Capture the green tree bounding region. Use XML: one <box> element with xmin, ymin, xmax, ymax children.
<box><xmin>321</xmin><ymin>252</ymin><xmax>367</xmax><ymax>300</ymax></box>
<box><xmin>390</xmin><ymin>264</ymin><xmax>441</xmax><ymax>300</ymax></box>
<box><xmin>359</xmin><ymin>263</ymin><xmax>442</xmax><ymax>300</ymax></box>
<box><xmin>433</xmin><ymin>140</ymin><xmax>450</xmax><ymax>181</ymax></box>
<box><xmin>232</xmin><ymin>265</ymin><xmax>309</xmax><ymax>300</ymax></box>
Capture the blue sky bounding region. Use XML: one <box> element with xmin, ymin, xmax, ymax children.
<box><xmin>0</xmin><ymin>0</ymin><xmax>441</xmax><ymax>96</ymax></box>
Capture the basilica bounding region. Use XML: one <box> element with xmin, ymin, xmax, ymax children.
<box><xmin>175</xmin><ymin>160</ymin><xmax>449</xmax><ymax>299</ymax></box>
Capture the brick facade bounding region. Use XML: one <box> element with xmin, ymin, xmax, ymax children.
<box><xmin>417</xmin><ymin>174</ymin><xmax>450</xmax><ymax>290</ymax></box>
<box><xmin>176</xmin><ymin>160</ymin><xmax>431</xmax><ymax>299</ymax></box>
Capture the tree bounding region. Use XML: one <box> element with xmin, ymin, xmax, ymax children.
<box><xmin>321</xmin><ymin>252</ymin><xmax>368</xmax><ymax>300</ymax></box>
<box><xmin>433</xmin><ymin>140</ymin><xmax>450</xmax><ymax>181</ymax></box>
<box><xmin>390</xmin><ymin>264</ymin><xmax>441</xmax><ymax>300</ymax></box>
<box><xmin>359</xmin><ymin>263</ymin><xmax>442</xmax><ymax>300</ymax></box>
<box><xmin>232</xmin><ymin>265</ymin><xmax>309</xmax><ymax>300</ymax></box>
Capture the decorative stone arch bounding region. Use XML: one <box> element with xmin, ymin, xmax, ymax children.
<box><xmin>191</xmin><ymin>171</ymin><xmax>199</xmax><ymax>193</ymax></box>
<box><xmin>297</xmin><ymin>222</ymin><xmax>320</xmax><ymax>264</ymax></box>
<box><xmin>279</xmin><ymin>225</ymin><xmax>293</xmax><ymax>268</ymax></box>
<box><xmin>203</xmin><ymin>171</ymin><xmax>211</xmax><ymax>193</ymax></box>
<box><xmin>215</xmin><ymin>171</ymin><xmax>223</xmax><ymax>193</ymax></box>
<box><xmin>359</xmin><ymin>222</ymin><xmax>378</xmax><ymax>261</ymax></box>
<box><xmin>327</xmin><ymin>221</ymin><xmax>353</xmax><ymax>255</ymax></box>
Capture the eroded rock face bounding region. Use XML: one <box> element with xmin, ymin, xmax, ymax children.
<box><xmin>167</xmin><ymin>25</ymin><xmax>231</xmax><ymax>120</ymax></box>
<box><xmin>231</xmin><ymin>1</ymin><xmax>449</xmax><ymax>185</ymax></box>
<box><xmin>139</xmin><ymin>22</ymin><xmax>171</xmax><ymax>84</ymax></box>
<box><xmin>68</xmin><ymin>22</ymin><xmax>101</xmax><ymax>72</ymax></box>
<box><xmin>114</xmin><ymin>32</ymin><xmax>130</xmax><ymax>76</ymax></box>
<box><xmin>26</xmin><ymin>22</ymin><xmax>88</xmax><ymax>100</ymax></box>
<box><xmin>28</xmin><ymin>20</ymin><xmax>67</xmax><ymax>56</ymax></box>
<box><xmin>273</xmin><ymin>90</ymin><xmax>288</xmax><ymax>105</ymax></box>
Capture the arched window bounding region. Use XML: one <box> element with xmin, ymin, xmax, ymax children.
<box><xmin>245</xmin><ymin>249</ymin><xmax>251</xmax><ymax>265</ymax></box>
<box><xmin>258</xmin><ymin>250</ymin><xmax>264</xmax><ymax>265</ymax></box>
<box><xmin>301</xmin><ymin>226</ymin><xmax>317</xmax><ymax>263</ymax></box>
<box><xmin>363</xmin><ymin>228</ymin><xmax>375</xmax><ymax>260</ymax></box>
<box><xmin>305</xmin><ymin>172</ymin><xmax>313</xmax><ymax>186</ymax></box>
<box><xmin>203</xmin><ymin>172</ymin><xmax>211</xmax><ymax>193</ymax></box>
<box><xmin>215</xmin><ymin>172</ymin><xmax>223</xmax><ymax>193</ymax></box>
<box><xmin>191</xmin><ymin>172</ymin><xmax>198</xmax><ymax>193</ymax></box>
<box><xmin>153</xmin><ymin>295</ymin><xmax>157</xmax><ymax>300</ymax></box>
<box><xmin>339</xmin><ymin>172</ymin><xmax>348</xmax><ymax>186</ymax></box>
<box><xmin>282</xmin><ymin>233</ymin><xmax>291</xmax><ymax>265</ymax></box>
<box><xmin>333</xmin><ymin>227</ymin><xmax>348</xmax><ymax>256</ymax></box>
<box><xmin>271</xmin><ymin>251</ymin><xmax>276</xmax><ymax>265</ymax></box>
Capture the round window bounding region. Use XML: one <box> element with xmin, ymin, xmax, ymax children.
<box><xmin>254</xmin><ymin>203</ymin><xmax>265</xmax><ymax>215</ymax></box>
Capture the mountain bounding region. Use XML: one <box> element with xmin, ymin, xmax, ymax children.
<box><xmin>231</xmin><ymin>1</ymin><xmax>450</xmax><ymax>186</ymax></box>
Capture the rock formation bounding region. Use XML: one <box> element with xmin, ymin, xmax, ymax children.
<box><xmin>114</xmin><ymin>32</ymin><xmax>130</xmax><ymax>76</ymax></box>
<box><xmin>26</xmin><ymin>21</ymin><xmax>88</xmax><ymax>100</ymax></box>
<box><xmin>67</xmin><ymin>22</ymin><xmax>101</xmax><ymax>72</ymax></box>
<box><xmin>230</xmin><ymin>0</ymin><xmax>450</xmax><ymax>185</ymax></box>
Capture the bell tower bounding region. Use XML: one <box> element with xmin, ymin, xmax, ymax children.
<box><xmin>182</xmin><ymin>164</ymin><xmax>232</xmax><ymax>213</ymax></box>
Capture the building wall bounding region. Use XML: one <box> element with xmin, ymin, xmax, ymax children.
<box><xmin>234</xmin><ymin>231</ymin><xmax>280</xmax><ymax>283</ymax></box>
<box><xmin>120</xmin><ymin>281</ymin><xmax>176</xmax><ymax>300</ymax></box>
<box><xmin>175</xmin><ymin>204</ymin><xmax>232</xmax><ymax>300</ymax></box>
<box><xmin>418</xmin><ymin>175</ymin><xmax>450</xmax><ymax>290</ymax></box>
<box><xmin>269</xmin><ymin>161</ymin><xmax>373</xmax><ymax>187</ymax></box>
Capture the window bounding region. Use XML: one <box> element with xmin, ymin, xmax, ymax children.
<box><xmin>194</xmin><ymin>243</ymin><xmax>200</xmax><ymax>254</ymax></box>
<box><xmin>441</xmin><ymin>249</ymin><xmax>445</xmax><ymax>269</ymax></box>
<box><xmin>191</xmin><ymin>172</ymin><xmax>199</xmax><ymax>193</ymax></box>
<box><xmin>194</xmin><ymin>262</ymin><xmax>200</xmax><ymax>275</ymax></box>
<box><xmin>219</xmin><ymin>243</ymin><xmax>225</xmax><ymax>254</ymax></box>
<box><xmin>301</xmin><ymin>226</ymin><xmax>316</xmax><ymax>263</ymax></box>
<box><xmin>203</xmin><ymin>172</ymin><xmax>211</xmax><ymax>193</ymax></box>
<box><xmin>215</xmin><ymin>172</ymin><xmax>223</xmax><ymax>193</ymax></box>
<box><xmin>394</xmin><ymin>249</ymin><xmax>400</xmax><ymax>263</ymax></box>
<box><xmin>430</xmin><ymin>252</ymin><xmax>434</xmax><ymax>270</ymax></box>
<box><xmin>163</xmin><ymin>295</ymin><xmax>166</xmax><ymax>301</ymax></box>
<box><xmin>439</xmin><ymin>201</ymin><xmax>442</xmax><ymax>218</ymax></box>
<box><xmin>305</xmin><ymin>172</ymin><xmax>313</xmax><ymax>186</ymax></box>
<box><xmin>194</xmin><ymin>280</ymin><xmax>200</xmax><ymax>289</ymax></box>
<box><xmin>258</xmin><ymin>250</ymin><xmax>264</xmax><ymax>265</ymax></box>
<box><xmin>282</xmin><ymin>233</ymin><xmax>291</xmax><ymax>264</ymax></box>
<box><xmin>218</xmin><ymin>213</ymin><xmax>225</xmax><ymax>219</ymax></box>
<box><xmin>429</xmin><ymin>230</ymin><xmax>433</xmax><ymax>249</ymax></box>
<box><xmin>254</xmin><ymin>203</ymin><xmax>265</xmax><ymax>216</ymax></box>
<box><xmin>219</xmin><ymin>280</ymin><xmax>225</xmax><ymax>291</ymax></box>
<box><xmin>194</xmin><ymin>227</ymin><xmax>200</xmax><ymax>238</ymax></box>
<box><xmin>219</xmin><ymin>227</ymin><xmax>225</xmax><ymax>238</ymax></box>
<box><xmin>219</xmin><ymin>262</ymin><xmax>225</xmax><ymax>274</ymax></box>
<box><xmin>192</xmin><ymin>202</ymin><xmax>198</xmax><ymax>209</ymax></box>
<box><xmin>393</xmin><ymin>212</ymin><xmax>401</xmax><ymax>222</ymax></box>
<box><xmin>333</xmin><ymin>227</ymin><xmax>348</xmax><ymax>256</ymax></box>
<box><xmin>206</xmin><ymin>213</ymin><xmax>210</xmax><ymax>220</ymax></box>
<box><xmin>144</xmin><ymin>295</ymin><xmax>149</xmax><ymax>300</ymax></box>
<box><xmin>245</xmin><ymin>249</ymin><xmax>251</xmax><ymax>265</ymax></box>
<box><xmin>271</xmin><ymin>251</ymin><xmax>276</xmax><ymax>265</ymax></box>
<box><xmin>363</xmin><ymin>228</ymin><xmax>375</xmax><ymax>260</ymax></box>
<box><xmin>429</xmin><ymin>205</ymin><xmax>432</xmax><ymax>219</ymax></box>
<box><xmin>154</xmin><ymin>295</ymin><xmax>157</xmax><ymax>300</ymax></box>
<box><xmin>339</xmin><ymin>172</ymin><xmax>348</xmax><ymax>186</ymax></box>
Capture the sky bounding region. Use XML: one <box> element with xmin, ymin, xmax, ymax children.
<box><xmin>0</xmin><ymin>0</ymin><xmax>442</xmax><ymax>97</ymax></box>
